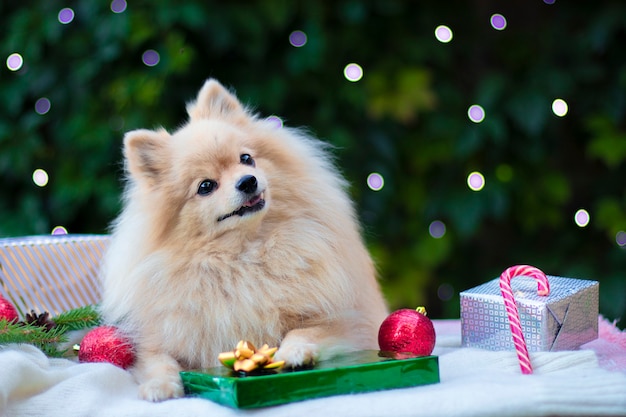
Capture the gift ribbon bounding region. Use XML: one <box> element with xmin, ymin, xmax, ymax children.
<box><xmin>499</xmin><ymin>265</ymin><xmax>550</xmax><ymax>374</ymax></box>
<box><xmin>218</xmin><ymin>341</ymin><xmax>284</xmax><ymax>373</ymax></box>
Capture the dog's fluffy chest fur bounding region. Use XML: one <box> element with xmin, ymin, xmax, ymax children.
<box><xmin>115</xmin><ymin>231</ymin><xmax>350</xmax><ymax>369</ymax></box>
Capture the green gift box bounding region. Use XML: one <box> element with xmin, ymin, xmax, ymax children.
<box><xmin>181</xmin><ymin>350</ymin><xmax>440</xmax><ymax>409</ymax></box>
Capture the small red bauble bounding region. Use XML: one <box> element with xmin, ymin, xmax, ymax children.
<box><xmin>78</xmin><ymin>325</ymin><xmax>135</xmax><ymax>369</ymax></box>
<box><xmin>378</xmin><ymin>307</ymin><xmax>436</xmax><ymax>358</ymax></box>
<box><xmin>0</xmin><ymin>295</ymin><xmax>19</xmax><ymax>324</ymax></box>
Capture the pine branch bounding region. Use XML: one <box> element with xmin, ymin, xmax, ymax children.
<box><xmin>1</xmin><ymin>305</ymin><xmax>102</xmax><ymax>358</ymax></box>
<box><xmin>53</xmin><ymin>305</ymin><xmax>101</xmax><ymax>331</ymax></box>
<box><xmin>0</xmin><ymin>320</ymin><xmax>67</xmax><ymax>348</ymax></box>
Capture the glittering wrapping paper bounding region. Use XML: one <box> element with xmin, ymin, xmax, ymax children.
<box><xmin>460</xmin><ymin>276</ymin><xmax>598</xmax><ymax>352</ymax></box>
<box><xmin>181</xmin><ymin>350</ymin><xmax>439</xmax><ymax>409</ymax></box>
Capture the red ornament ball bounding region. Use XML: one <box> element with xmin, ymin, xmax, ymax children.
<box><xmin>79</xmin><ymin>325</ymin><xmax>135</xmax><ymax>369</ymax></box>
<box><xmin>0</xmin><ymin>295</ymin><xmax>19</xmax><ymax>324</ymax></box>
<box><xmin>378</xmin><ymin>307</ymin><xmax>436</xmax><ymax>357</ymax></box>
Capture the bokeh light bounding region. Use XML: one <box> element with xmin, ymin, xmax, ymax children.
<box><xmin>616</xmin><ymin>231</ymin><xmax>626</xmax><ymax>247</ymax></box>
<box><xmin>429</xmin><ymin>220</ymin><xmax>446</xmax><ymax>239</ymax></box>
<box><xmin>435</xmin><ymin>25</ymin><xmax>453</xmax><ymax>43</ymax></box>
<box><xmin>490</xmin><ymin>14</ymin><xmax>507</xmax><ymax>30</ymax></box>
<box><xmin>111</xmin><ymin>0</ymin><xmax>127</xmax><ymax>13</ymax></box>
<box><xmin>32</xmin><ymin>169</ymin><xmax>49</xmax><ymax>187</ymax></box>
<box><xmin>58</xmin><ymin>8</ymin><xmax>75</xmax><ymax>24</ymax></box>
<box><xmin>289</xmin><ymin>30</ymin><xmax>307</xmax><ymax>47</ymax></box>
<box><xmin>142</xmin><ymin>49</ymin><xmax>160</xmax><ymax>67</ymax></box>
<box><xmin>437</xmin><ymin>283</ymin><xmax>454</xmax><ymax>301</ymax></box>
<box><xmin>574</xmin><ymin>209</ymin><xmax>590</xmax><ymax>227</ymax></box>
<box><xmin>35</xmin><ymin>98</ymin><xmax>51</xmax><ymax>115</ymax></box>
<box><xmin>109</xmin><ymin>115</ymin><xmax>125</xmax><ymax>131</ymax></box>
<box><xmin>467</xmin><ymin>104</ymin><xmax>485</xmax><ymax>123</ymax></box>
<box><xmin>467</xmin><ymin>171</ymin><xmax>485</xmax><ymax>191</ymax></box>
<box><xmin>6</xmin><ymin>53</ymin><xmax>23</xmax><ymax>71</ymax></box>
<box><xmin>51</xmin><ymin>226</ymin><xmax>68</xmax><ymax>235</ymax></box>
<box><xmin>367</xmin><ymin>172</ymin><xmax>384</xmax><ymax>191</ymax></box>
<box><xmin>552</xmin><ymin>98</ymin><xmax>568</xmax><ymax>117</ymax></box>
<box><xmin>495</xmin><ymin>164</ymin><xmax>513</xmax><ymax>182</ymax></box>
<box><xmin>265</xmin><ymin>115</ymin><xmax>283</xmax><ymax>129</ymax></box>
<box><xmin>543</xmin><ymin>0</ymin><xmax>556</xmax><ymax>4</ymax></box>
<box><xmin>344</xmin><ymin>63</ymin><xmax>363</xmax><ymax>82</ymax></box>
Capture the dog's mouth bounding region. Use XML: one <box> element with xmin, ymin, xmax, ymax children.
<box><xmin>217</xmin><ymin>192</ymin><xmax>266</xmax><ymax>222</ymax></box>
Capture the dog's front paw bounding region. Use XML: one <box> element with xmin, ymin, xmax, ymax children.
<box><xmin>139</xmin><ymin>375</ymin><xmax>184</xmax><ymax>402</ymax></box>
<box><xmin>274</xmin><ymin>341</ymin><xmax>319</xmax><ymax>368</ymax></box>
<box><xmin>134</xmin><ymin>352</ymin><xmax>184</xmax><ymax>401</ymax></box>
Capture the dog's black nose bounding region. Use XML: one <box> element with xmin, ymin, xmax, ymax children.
<box><xmin>236</xmin><ymin>175</ymin><xmax>257</xmax><ymax>194</ymax></box>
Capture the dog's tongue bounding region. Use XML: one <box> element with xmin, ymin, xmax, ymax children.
<box><xmin>244</xmin><ymin>195</ymin><xmax>261</xmax><ymax>207</ymax></box>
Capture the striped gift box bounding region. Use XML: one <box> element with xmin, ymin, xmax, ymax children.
<box><xmin>0</xmin><ymin>235</ymin><xmax>109</xmax><ymax>316</ymax></box>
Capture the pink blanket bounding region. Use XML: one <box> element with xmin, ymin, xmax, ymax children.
<box><xmin>585</xmin><ymin>317</ymin><xmax>626</xmax><ymax>373</ymax></box>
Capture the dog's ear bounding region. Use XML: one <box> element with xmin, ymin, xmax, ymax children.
<box><xmin>186</xmin><ymin>79</ymin><xmax>248</xmax><ymax>122</ymax></box>
<box><xmin>123</xmin><ymin>128</ymin><xmax>170</xmax><ymax>185</ymax></box>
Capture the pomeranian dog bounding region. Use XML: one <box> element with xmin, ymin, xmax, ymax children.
<box><xmin>99</xmin><ymin>79</ymin><xmax>388</xmax><ymax>401</ymax></box>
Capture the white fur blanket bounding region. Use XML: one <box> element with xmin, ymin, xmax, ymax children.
<box><xmin>2</xmin><ymin>319</ymin><xmax>625</xmax><ymax>417</ymax></box>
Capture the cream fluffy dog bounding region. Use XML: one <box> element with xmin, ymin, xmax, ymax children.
<box><xmin>99</xmin><ymin>79</ymin><xmax>388</xmax><ymax>401</ymax></box>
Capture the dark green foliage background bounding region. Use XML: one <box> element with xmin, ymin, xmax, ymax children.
<box><xmin>1</xmin><ymin>1</ymin><xmax>625</xmax><ymax>325</ymax></box>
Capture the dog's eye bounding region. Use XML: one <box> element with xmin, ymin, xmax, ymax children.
<box><xmin>240</xmin><ymin>153</ymin><xmax>255</xmax><ymax>167</ymax></box>
<box><xmin>197</xmin><ymin>179</ymin><xmax>218</xmax><ymax>196</ymax></box>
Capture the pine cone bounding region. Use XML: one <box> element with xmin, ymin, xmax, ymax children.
<box><xmin>24</xmin><ymin>310</ymin><xmax>56</xmax><ymax>331</ymax></box>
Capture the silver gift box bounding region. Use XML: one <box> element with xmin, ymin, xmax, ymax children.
<box><xmin>460</xmin><ymin>276</ymin><xmax>599</xmax><ymax>351</ymax></box>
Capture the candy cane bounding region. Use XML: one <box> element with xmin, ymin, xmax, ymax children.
<box><xmin>499</xmin><ymin>265</ymin><xmax>550</xmax><ymax>374</ymax></box>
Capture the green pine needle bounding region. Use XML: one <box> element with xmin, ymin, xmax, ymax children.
<box><xmin>54</xmin><ymin>305</ymin><xmax>101</xmax><ymax>331</ymax></box>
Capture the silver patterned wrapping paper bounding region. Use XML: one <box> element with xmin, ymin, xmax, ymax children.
<box><xmin>460</xmin><ymin>276</ymin><xmax>599</xmax><ymax>351</ymax></box>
